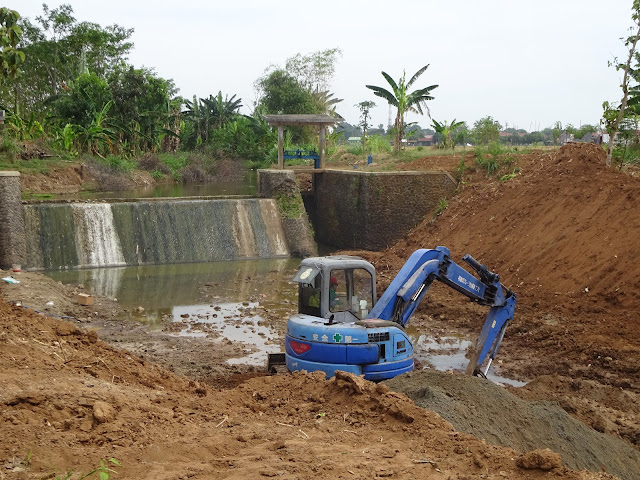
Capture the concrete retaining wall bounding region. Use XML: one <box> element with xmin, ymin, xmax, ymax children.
<box><xmin>313</xmin><ymin>170</ymin><xmax>457</xmax><ymax>251</ymax></box>
<box><xmin>0</xmin><ymin>171</ymin><xmax>26</xmax><ymax>269</ymax></box>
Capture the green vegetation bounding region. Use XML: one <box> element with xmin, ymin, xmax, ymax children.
<box><xmin>474</xmin><ymin>142</ymin><xmax>522</xmax><ymax>177</ymax></box>
<box><xmin>275</xmin><ymin>193</ymin><xmax>303</xmax><ymax>219</ymax></box>
<box><xmin>432</xmin><ymin>119</ymin><xmax>464</xmax><ymax>149</ymax></box>
<box><xmin>433</xmin><ymin>197</ymin><xmax>448</xmax><ymax>217</ymax></box>
<box><xmin>0</xmin><ymin>4</ymin><xmax>283</xmax><ymax>180</ymax></box>
<box><xmin>55</xmin><ymin>458</ymin><xmax>121</xmax><ymax>480</ymax></box>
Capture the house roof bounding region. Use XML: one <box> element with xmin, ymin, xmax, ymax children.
<box><xmin>263</xmin><ymin>114</ymin><xmax>339</xmax><ymax>126</ymax></box>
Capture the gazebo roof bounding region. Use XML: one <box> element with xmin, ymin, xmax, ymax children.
<box><xmin>263</xmin><ymin>114</ymin><xmax>338</xmax><ymax>126</ymax></box>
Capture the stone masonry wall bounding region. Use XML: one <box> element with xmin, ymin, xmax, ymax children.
<box><xmin>314</xmin><ymin>170</ymin><xmax>457</xmax><ymax>251</ymax></box>
<box><xmin>258</xmin><ymin>169</ymin><xmax>317</xmax><ymax>258</ymax></box>
<box><xmin>0</xmin><ymin>171</ymin><xmax>26</xmax><ymax>269</ymax></box>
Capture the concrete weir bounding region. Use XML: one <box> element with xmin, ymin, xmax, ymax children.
<box><xmin>23</xmin><ymin>198</ymin><xmax>290</xmax><ymax>270</ymax></box>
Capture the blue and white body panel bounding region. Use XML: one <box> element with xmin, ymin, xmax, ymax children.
<box><xmin>285</xmin><ymin>314</ymin><xmax>414</xmax><ymax>381</ymax></box>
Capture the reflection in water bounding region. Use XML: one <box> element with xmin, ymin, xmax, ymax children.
<box><xmin>46</xmin><ymin>259</ymin><xmax>300</xmax><ymax>323</ymax></box>
<box><xmin>45</xmin><ymin>172</ymin><xmax>258</xmax><ymax>201</ymax></box>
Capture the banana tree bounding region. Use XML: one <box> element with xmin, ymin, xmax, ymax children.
<box><xmin>432</xmin><ymin>119</ymin><xmax>464</xmax><ymax>149</ymax></box>
<box><xmin>75</xmin><ymin>100</ymin><xmax>115</xmax><ymax>156</ymax></box>
<box><xmin>366</xmin><ymin>65</ymin><xmax>438</xmax><ymax>153</ymax></box>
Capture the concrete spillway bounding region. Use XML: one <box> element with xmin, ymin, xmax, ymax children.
<box><xmin>24</xmin><ymin>198</ymin><xmax>289</xmax><ymax>270</ymax></box>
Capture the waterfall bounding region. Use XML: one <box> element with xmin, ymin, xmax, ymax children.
<box><xmin>71</xmin><ymin>204</ymin><xmax>126</xmax><ymax>268</ymax></box>
<box><xmin>24</xmin><ymin>198</ymin><xmax>291</xmax><ymax>270</ymax></box>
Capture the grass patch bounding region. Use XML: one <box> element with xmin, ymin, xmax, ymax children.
<box><xmin>275</xmin><ymin>193</ymin><xmax>303</xmax><ymax>219</ymax></box>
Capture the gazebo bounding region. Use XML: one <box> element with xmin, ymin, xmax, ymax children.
<box><xmin>263</xmin><ymin>114</ymin><xmax>339</xmax><ymax>169</ymax></box>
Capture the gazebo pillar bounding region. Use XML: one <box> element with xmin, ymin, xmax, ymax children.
<box><xmin>319</xmin><ymin>126</ymin><xmax>326</xmax><ymax>169</ymax></box>
<box><xmin>277</xmin><ymin>125</ymin><xmax>284</xmax><ymax>169</ymax></box>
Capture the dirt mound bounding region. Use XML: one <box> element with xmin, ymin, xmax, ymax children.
<box><xmin>385</xmin><ymin>369</ymin><xmax>640</xmax><ymax>479</ymax></box>
<box><xmin>391</xmin><ymin>143</ymin><xmax>639</xmax><ymax>301</ymax></box>
<box><xmin>0</xmin><ymin>296</ymin><xmax>613</xmax><ymax>479</ymax></box>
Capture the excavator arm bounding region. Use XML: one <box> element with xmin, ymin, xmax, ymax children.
<box><xmin>367</xmin><ymin>246</ymin><xmax>516</xmax><ymax>376</ymax></box>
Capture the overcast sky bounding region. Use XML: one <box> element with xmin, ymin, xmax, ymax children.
<box><xmin>15</xmin><ymin>0</ymin><xmax>635</xmax><ymax>132</ymax></box>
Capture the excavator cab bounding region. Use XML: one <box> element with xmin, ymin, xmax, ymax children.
<box><xmin>293</xmin><ymin>256</ymin><xmax>377</xmax><ymax>323</ymax></box>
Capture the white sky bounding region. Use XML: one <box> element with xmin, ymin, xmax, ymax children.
<box><xmin>14</xmin><ymin>0</ymin><xmax>635</xmax><ymax>131</ymax></box>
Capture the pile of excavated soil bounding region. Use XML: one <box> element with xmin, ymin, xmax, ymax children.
<box><xmin>387</xmin><ymin>143</ymin><xmax>639</xmax><ymax>302</ymax></box>
<box><xmin>0</xmin><ymin>297</ymin><xmax>614</xmax><ymax>479</ymax></box>
<box><xmin>385</xmin><ymin>370</ymin><xmax>640</xmax><ymax>480</ymax></box>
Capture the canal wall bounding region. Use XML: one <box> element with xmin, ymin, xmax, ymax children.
<box><xmin>0</xmin><ymin>172</ymin><xmax>26</xmax><ymax>270</ymax></box>
<box><xmin>311</xmin><ymin>170</ymin><xmax>457</xmax><ymax>251</ymax></box>
<box><xmin>257</xmin><ymin>170</ymin><xmax>317</xmax><ymax>258</ymax></box>
<box><xmin>23</xmin><ymin>198</ymin><xmax>290</xmax><ymax>270</ymax></box>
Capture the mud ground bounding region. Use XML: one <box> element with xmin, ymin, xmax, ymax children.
<box><xmin>1</xmin><ymin>143</ymin><xmax>639</xmax><ymax>479</ymax></box>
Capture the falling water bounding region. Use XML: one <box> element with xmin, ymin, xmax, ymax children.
<box><xmin>71</xmin><ymin>203</ymin><xmax>126</xmax><ymax>268</ymax></box>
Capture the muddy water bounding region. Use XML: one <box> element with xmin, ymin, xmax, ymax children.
<box><xmin>46</xmin><ymin>260</ymin><xmax>521</xmax><ymax>381</ymax></box>
<box><xmin>406</xmin><ymin>327</ymin><xmax>525</xmax><ymax>386</ymax></box>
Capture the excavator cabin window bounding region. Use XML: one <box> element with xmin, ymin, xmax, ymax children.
<box><xmin>330</xmin><ymin>268</ymin><xmax>374</xmax><ymax>319</ymax></box>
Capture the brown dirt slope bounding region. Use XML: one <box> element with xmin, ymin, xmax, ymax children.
<box><xmin>0</xmin><ymin>298</ymin><xmax>612</xmax><ymax>480</ymax></box>
<box><xmin>390</xmin><ymin>143</ymin><xmax>639</xmax><ymax>301</ymax></box>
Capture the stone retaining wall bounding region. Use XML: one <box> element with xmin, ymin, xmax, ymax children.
<box><xmin>313</xmin><ymin>170</ymin><xmax>457</xmax><ymax>251</ymax></box>
<box><xmin>0</xmin><ymin>171</ymin><xmax>26</xmax><ymax>269</ymax></box>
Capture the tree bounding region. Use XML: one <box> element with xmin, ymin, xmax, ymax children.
<box><xmin>0</xmin><ymin>8</ymin><xmax>25</xmax><ymax>81</ymax></box>
<box><xmin>432</xmin><ymin>119</ymin><xmax>464</xmax><ymax>149</ymax></box>
<box><xmin>355</xmin><ymin>100</ymin><xmax>376</xmax><ymax>152</ymax></box>
<box><xmin>284</xmin><ymin>48</ymin><xmax>342</xmax><ymax>92</ymax></box>
<box><xmin>1</xmin><ymin>3</ymin><xmax>133</xmax><ymax>118</ymax></box>
<box><xmin>472</xmin><ymin>116</ymin><xmax>502</xmax><ymax>145</ymax></box>
<box><xmin>257</xmin><ymin>69</ymin><xmax>315</xmax><ymax>115</ymax></box>
<box><xmin>605</xmin><ymin>0</ymin><xmax>640</xmax><ymax>166</ymax></box>
<box><xmin>552</xmin><ymin>121</ymin><xmax>563</xmax><ymax>145</ymax></box>
<box><xmin>366</xmin><ymin>65</ymin><xmax>438</xmax><ymax>153</ymax></box>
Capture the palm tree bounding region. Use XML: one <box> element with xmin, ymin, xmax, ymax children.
<box><xmin>366</xmin><ymin>65</ymin><xmax>438</xmax><ymax>153</ymax></box>
<box><xmin>432</xmin><ymin>119</ymin><xmax>464</xmax><ymax>150</ymax></box>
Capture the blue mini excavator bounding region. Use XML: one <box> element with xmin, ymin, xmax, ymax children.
<box><xmin>269</xmin><ymin>246</ymin><xmax>516</xmax><ymax>381</ymax></box>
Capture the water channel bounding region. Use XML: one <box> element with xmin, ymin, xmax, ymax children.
<box><xmin>40</xmin><ymin>171</ymin><xmax>258</xmax><ymax>201</ymax></box>
<box><xmin>45</xmin><ymin>259</ymin><xmax>523</xmax><ymax>385</ymax></box>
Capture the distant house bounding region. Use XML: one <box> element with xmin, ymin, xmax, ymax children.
<box><xmin>582</xmin><ymin>132</ymin><xmax>605</xmax><ymax>144</ymax></box>
<box><xmin>408</xmin><ymin>135</ymin><xmax>434</xmax><ymax>147</ymax></box>
<box><xmin>347</xmin><ymin>136</ymin><xmax>361</xmax><ymax>145</ymax></box>
<box><xmin>559</xmin><ymin>133</ymin><xmax>575</xmax><ymax>145</ymax></box>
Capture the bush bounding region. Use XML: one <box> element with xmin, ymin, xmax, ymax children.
<box><xmin>368</xmin><ymin>134</ymin><xmax>392</xmax><ymax>154</ymax></box>
<box><xmin>138</xmin><ymin>153</ymin><xmax>169</xmax><ymax>173</ymax></box>
<box><xmin>181</xmin><ymin>164</ymin><xmax>208</xmax><ymax>183</ymax></box>
<box><xmin>86</xmin><ymin>159</ymin><xmax>135</xmax><ymax>192</ymax></box>
<box><xmin>104</xmin><ymin>155</ymin><xmax>137</xmax><ymax>173</ymax></box>
<box><xmin>0</xmin><ymin>135</ymin><xmax>20</xmax><ymax>160</ymax></box>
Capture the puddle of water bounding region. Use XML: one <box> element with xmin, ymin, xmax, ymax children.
<box><xmin>408</xmin><ymin>330</ymin><xmax>525</xmax><ymax>387</ymax></box>
<box><xmin>45</xmin><ymin>259</ymin><xmax>299</xmax><ymax>365</ymax></box>
<box><xmin>170</xmin><ymin>302</ymin><xmax>281</xmax><ymax>365</ymax></box>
